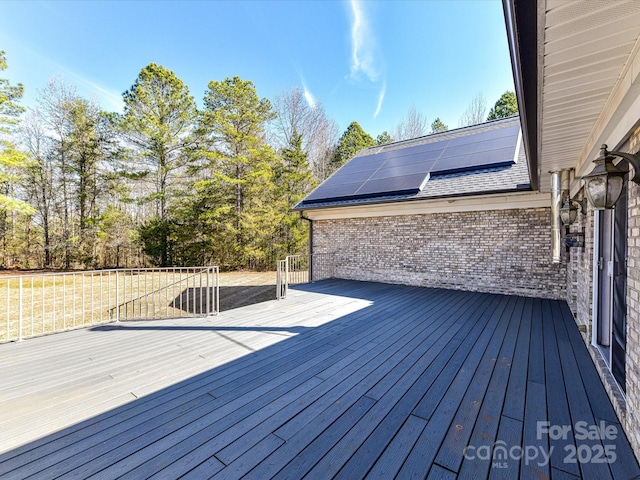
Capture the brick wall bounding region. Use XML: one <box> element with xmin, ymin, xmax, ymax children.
<box><xmin>567</xmin><ymin>199</ymin><xmax>594</xmax><ymax>331</ymax></box>
<box><xmin>627</xmin><ymin>173</ymin><xmax>640</xmax><ymax>456</ymax></box>
<box><xmin>621</xmin><ymin>129</ymin><xmax>640</xmax><ymax>456</ymax></box>
<box><xmin>567</xmin><ymin>127</ymin><xmax>640</xmax><ymax>460</ymax></box>
<box><xmin>313</xmin><ymin>207</ymin><xmax>566</xmax><ymax>299</ymax></box>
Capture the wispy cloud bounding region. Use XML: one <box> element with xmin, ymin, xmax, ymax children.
<box><xmin>374</xmin><ymin>81</ymin><xmax>386</xmax><ymax>118</ymax></box>
<box><xmin>18</xmin><ymin>41</ymin><xmax>124</xmax><ymax>113</ymax></box>
<box><xmin>349</xmin><ymin>0</ymin><xmax>379</xmax><ymax>82</ymax></box>
<box><xmin>2</xmin><ymin>39</ymin><xmax>124</xmax><ymax>113</ymax></box>
<box><xmin>348</xmin><ymin>0</ymin><xmax>386</xmax><ymax>118</ymax></box>
<box><xmin>304</xmin><ymin>88</ymin><xmax>316</xmax><ymax>109</ymax></box>
<box><xmin>299</xmin><ymin>76</ymin><xmax>316</xmax><ymax>109</ymax></box>
<box><xmin>64</xmin><ymin>70</ymin><xmax>124</xmax><ymax>113</ymax></box>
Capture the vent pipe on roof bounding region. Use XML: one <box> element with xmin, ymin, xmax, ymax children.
<box><xmin>550</xmin><ymin>169</ymin><xmax>572</xmax><ymax>263</ymax></box>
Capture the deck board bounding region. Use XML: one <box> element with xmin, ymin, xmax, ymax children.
<box><xmin>393</xmin><ymin>295</ymin><xmax>512</xmax><ymax>479</ymax></box>
<box><xmin>323</xmin><ymin>294</ymin><xmax>501</xmax><ymax>478</ymax></box>
<box><xmin>435</xmin><ymin>295</ymin><xmax>522</xmax><ymax>476</ymax></box>
<box><xmin>544</xmin><ymin>299</ymin><xmax>581</xmax><ymax>478</ymax></box>
<box><xmin>501</xmin><ymin>296</ymin><xmax>532</xmax><ymax>422</ymax></box>
<box><xmin>0</xmin><ymin>279</ymin><xmax>638</xmax><ymax>479</ymax></box>
<box><xmin>456</xmin><ymin>296</ymin><xmax>525</xmax><ymax>479</ymax></box>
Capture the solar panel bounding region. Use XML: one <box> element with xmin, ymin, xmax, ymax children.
<box><xmin>338</xmin><ymin>154</ymin><xmax>386</xmax><ymax>173</ymax></box>
<box><xmin>320</xmin><ymin>170</ymin><xmax>376</xmax><ymax>187</ymax></box>
<box><xmin>355</xmin><ymin>174</ymin><xmax>429</xmax><ymax>197</ymax></box>
<box><xmin>369</xmin><ymin>160</ymin><xmax>436</xmax><ymax>180</ymax></box>
<box><xmin>300</xmin><ymin>120</ymin><xmax>521</xmax><ymax>205</ymax></box>
<box><xmin>382</xmin><ymin>149</ymin><xmax>444</xmax><ymax>167</ymax></box>
<box><xmin>303</xmin><ymin>183</ymin><xmax>362</xmax><ymax>202</ymax></box>
<box><xmin>431</xmin><ymin>127</ymin><xmax>519</xmax><ymax>175</ymax></box>
<box><xmin>432</xmin><ymin>148</ymin><xmax>514</xmax><ymax>173</ymax></box>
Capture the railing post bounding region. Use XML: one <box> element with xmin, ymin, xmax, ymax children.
<box><xmin>80</xmin><ymin>274</ymin><xmax>84</xmax><ymax>329</ymax></box>
<box><xmin>18</xmin><ymin>277</ymin><xmax>23</xmax><ymax>342</ymax></box>
<box><xmin>278</xmin><ymin>260</ymin><xmax>281</xmax><ymax>300</ymax></box>
<box><xmin>6</xmin><ymin>279</ymin><xmax>10</xmax><ymax>342</ymax></box>
<box><xmin>276</xmin><ymin>261</ymin><xmax>281</xmax><ymax>300</ymax></box>
<box><xmin>285</xmin><ymin>256</ymin><xmax>289</xmax><ymax>298</ymax></box>
<box><xmin>215</xmin><ymin>266</ymin><xmax>220</xmax><ymax>314</ymax></box>
<box><xmin>115</xmin><ymin>270</ymin><xmax>120</xmax><ymax>323</ymax></box>
<box><xmin>206</xmin><ymin>268</ymin><xmax>210</xmax><ymax>316</ymax></box>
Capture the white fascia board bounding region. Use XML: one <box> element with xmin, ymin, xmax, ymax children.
<box><xmin>303</xmin><ymin>191</ymin><xmax>550</xmax><ymax>221</ymax></box>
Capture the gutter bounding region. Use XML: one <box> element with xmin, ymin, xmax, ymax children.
<box><xmin>293</xmin><ymin>185</ymin><xmax>534</xmax><ymax>212</ymax></box>
<box><xmin>502</xmin><ymin>0</ymin><xmax>540</xmax><ymax>191</ymax></box>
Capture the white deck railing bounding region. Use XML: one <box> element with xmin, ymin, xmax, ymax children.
<box><xmin>276</xmin><ymin>253</ymin><xmax>335</xmax><ymax>299</ymax></box>
<box><xmin>0</xmin><ymin>266</ymin><xmax>219</xmax><ymax>344</ymax></box>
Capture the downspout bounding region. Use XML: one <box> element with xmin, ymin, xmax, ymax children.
<box><xmin>300</xmin><ymin>212</ymin><xmax>313</xmax><ymax>281</ymax></box>
<box><xmin>550</xmin><ymin>171</ymin><xmax>562</xmax><ymax>263</ymax></box>
<box><xmin>550</xmin><ymin>169</ymin><xmax>572</xmax><ymax>263</ymax></box>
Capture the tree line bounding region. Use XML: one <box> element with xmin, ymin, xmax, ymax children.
<box><xmin>0</xmin><ymin>51</ymin><xmax>517</xmax><ymax>271</ymax></box>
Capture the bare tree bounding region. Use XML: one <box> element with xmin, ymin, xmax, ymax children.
<box><xmin>271</xmin><ymin>88</ymin><xmax>339</xmax><ymax>181</ymax></box>
<box><xmin>309</xmin><ymin>120</ymin><xmax>339</xmax><ymax>182</ymax></box>
<box><xmin>458</xmin><ymin>91</ymin><xmax>487</xmax><ymax>127</ymax></box>
<box><xmin>21</xmin><ymin>108</ymin><xmax>54</xmax><ymax>267</ymax></box>
<box><xmin>393</xmin><ymin>104</ymin><xmax>428</xmax><ymax>141</ymax></box>
<box><xmin>38</xmin><ymin>78</ymin><xmax>76</xmax><ymax>268</ymax></box>
<box><xmin>271</xmin><ymin>88</ymin><xmax>310</xmax><ymax>148</ymax></box>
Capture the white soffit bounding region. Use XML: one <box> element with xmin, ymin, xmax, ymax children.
<box><xmin>539</xmin><ymin>0</ymin><xmax>640</xmax><ymax>192</ymax></box>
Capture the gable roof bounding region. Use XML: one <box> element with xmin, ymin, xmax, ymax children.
<box><xmin>295</xmin><ymin>116</ymin><xmax>530</xmax><ymax>211</ymax></box>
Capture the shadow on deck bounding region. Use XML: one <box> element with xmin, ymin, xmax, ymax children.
<box><xmin>169</xmin><ymin>285</ymin><xmax>277</xmax><ymax>314</ymax></box>
<box><xmin>0</xmin><ymin>280</ymin><xmax>638</xmax><ymax>479</ymax></box>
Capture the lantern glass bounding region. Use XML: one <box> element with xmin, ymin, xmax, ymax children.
<box><xmin>583</xmin><ymin>153</ymin><xmax>626</xmax><ymax>210</ymax></box>
<box><xmin>585</xmin><ymin>173</ymin><xmax>623</xmax><ymax>209</ymax></box>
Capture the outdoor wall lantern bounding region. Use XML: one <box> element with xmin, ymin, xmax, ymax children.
<box><xmin>582</xmin><ymin>144</ymin><xmax>640</xmax><ymax>209</ymax></box>
<box><xmin>559</xmin><ymin>196</ymin><xmax>587</xmax><ymax>225</ymax></box>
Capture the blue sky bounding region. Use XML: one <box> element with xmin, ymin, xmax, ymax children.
<box><xmin>0</xmin><ymin>0</ymin><xmax>514</xmax><ymax>138</ymax></box>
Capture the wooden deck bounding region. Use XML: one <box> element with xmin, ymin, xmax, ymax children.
<box><xmin>0</xmin><ymin>279</ymin><xmax>638</xmax><ymax>479</ymax></box>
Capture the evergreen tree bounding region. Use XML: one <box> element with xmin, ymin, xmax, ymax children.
<box><xmin>197</xmin><ymin>76</ymin><xmax>278</xmax><ymax>269</ymax></box>
<box><xmin>273</xmin><ymin>131</ymin><xmax>316</xmax><ymax>256</ymax></box>
<box><xmin>376</xmin><ymin>131</ymin><xmax>393</xmax><ymax>145</ymax></box>
<box><xmin>0</xmin><ymin>51</ymin><xmax>34</xmax><ymax>267</ymax></box>
<box><xmin>430</xmin><ymin>117</ymin><xmax>448</xmax><ymax>133</ymax></box>
<box><xmin>120</xmin><ymin>63</ymin><xmax>196</xmax><ymax>266</ymax></box>
<box><xmin>487</xmin><ymin>91</ymin><xmax>518</xmax><ymax>120</ymax></box>
<box><xmin>332</xmin><ymin>121</ymin><xmax>376</xmax><ymax>169</ymax></box>
<box><xmin>0</xmin><ymin>51</ymin><xmax>32</xmax><ymax>214</ymax></box>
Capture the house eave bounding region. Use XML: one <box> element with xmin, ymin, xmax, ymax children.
<box><xmin>299</xmin><ymin>190</ymin><xmax>549</xmax><ymax>221</ymax></box>
<box><xmin>506</xmin><ymin>0</ymin><xmax>640</xmax><ymax>195</ymax></box>
<box><xmin>502</xmin><ymin>0</ymin><xmax>541</xmax><ymax>192</ymax></box>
